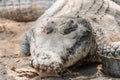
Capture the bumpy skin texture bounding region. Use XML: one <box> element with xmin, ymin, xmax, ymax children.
<box><xmin>22</xmin><ymin>17</ymin><xmax>96</xmax><ymax>77</ymax></box>
<box><xmin>21</xmin><ymin>0</ymin><xmax>120</xmax><ymax>77</ymax></box>
<box><xmin>0</xmin><ymin>0</ymin><xmax>55</xmax><ymax>21</ymax></box>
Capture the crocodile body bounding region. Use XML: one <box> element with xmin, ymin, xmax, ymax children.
<box><xmin>0</xmin><ymin>0</ymin><xmax>55</xmax><ymax>21</ymax></box>
<box><xmin>13</xmin><ymin>0</ymin><xmax>120</xmax><ymax>77</ymax></box>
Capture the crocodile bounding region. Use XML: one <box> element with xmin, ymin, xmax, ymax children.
<box><xmin>0</xmin><ymin>0</ymin><xmax>56</xmax><ymax>22</ymax></box>
<box><xmin>20</xmin><ymin>0</ymin><xmax>120</xmax><ymax>77</ymax></box>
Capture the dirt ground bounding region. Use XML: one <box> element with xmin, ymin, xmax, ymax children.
<box><xmin>0</xmin><ymin>18</ymin><xmax>120</xmax><ymax>80</ymax></box>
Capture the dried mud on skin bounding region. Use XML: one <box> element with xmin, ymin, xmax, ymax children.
<box><xmin>0</xmin><ymin>18</ymin><xmax>120</xmax><ymax>80</ymax></box>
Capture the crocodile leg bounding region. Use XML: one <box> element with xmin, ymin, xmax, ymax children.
<box><xmin>102</xmin><ymin>42</ymin><xmax>120</xmax><ymax>58</ymax></box>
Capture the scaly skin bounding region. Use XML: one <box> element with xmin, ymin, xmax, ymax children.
<box><xmin>21</xmin><ymin>0</ymin><xmax>120</xmax><ymax>77</ymax></box>
<box><xmin>0</xmin><ymin>0</ymin><xmax>56</xmax><ymax>21</ymax></box>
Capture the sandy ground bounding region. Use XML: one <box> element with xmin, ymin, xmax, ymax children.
<box><xmin>0</xmin><ymin>18</ymin><xmax>120</xmax><ymax>80</ymax></box>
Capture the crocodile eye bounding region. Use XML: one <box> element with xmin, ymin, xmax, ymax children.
<box><xmin>80</xmin><ymin>30</ymin><xmax>91</xmax><ymax>40</ymax></box>
<box><xmin>59</xmin><ymin>20</ymin><xmax>78</xmax><ymax>35</ymax></box>
<box><xmin>46</xmin><ymin>27</ymin><xmax>54</xmax><ymax>34</ymax></box>
<box><xmin>43</xmin><ymin>21</ymin><xmax>55</xmax><ymax>34</ymax></box>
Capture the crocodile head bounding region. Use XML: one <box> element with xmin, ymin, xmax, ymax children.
<box><xmin>30</xmin><ymin>17</ymin><xmax>95</xmax><ymax>77</ymax></box>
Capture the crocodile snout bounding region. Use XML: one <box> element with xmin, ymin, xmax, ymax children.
<box><xmin>30</xmin><ymin>50</ymin><xmax>63</xmax><ymax>77</ymax></box>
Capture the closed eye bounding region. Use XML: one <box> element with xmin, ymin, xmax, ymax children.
<box><xmin>80</xmin><ymin>30</ymin><xmax>91</xmax><ymax>40</ymax></box>
<box><xmin>63</xmin><ymin>25</ymin><xmax>77</xmax><ymax>34</ymax></box>
<box><xmin>60</xmin><ymin>20</ymin><xmax>78</xmax><ymax>35</ymax></box>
